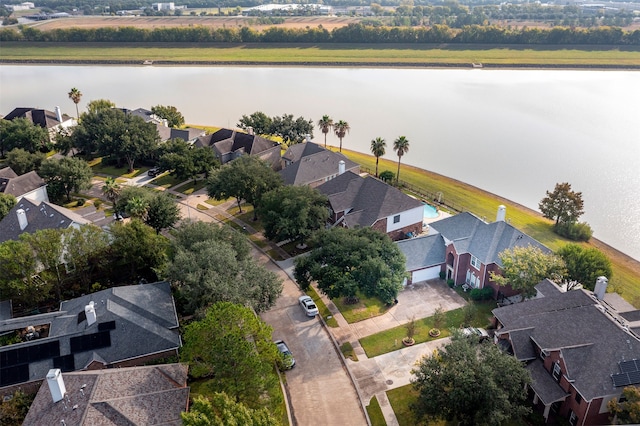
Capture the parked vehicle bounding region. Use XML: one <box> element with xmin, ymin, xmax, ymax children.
<box><xmin>275</xmin><ymin>340</ymin><xmax>295</xmax><ymax>370</ymax></box>
<box><xmin>298</xmin><ymin>295</ymin><xmax>319</xmax><ymax>317</ymax></box>
<box><xmin>147</xmin><ymin>167</ymin><xmax>161</xmax><ymax>177</ymax></box>
<box><xmin>462</xmin><ymin>327</ymin><xmax>490</xmax><ymax>342</ymax></box>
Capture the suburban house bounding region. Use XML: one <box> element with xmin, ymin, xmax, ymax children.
<box><xmin>0</xmin><ymin>281</ymin><xmax>181</xmax><ymax>391</ymax></box>
<box><xmin>194</xmin><ymin>128</ymin><xmax>282</xmax><ymax>170</ymax></box>
<box><xmin>279</xmin><ymin>141</ymin><xmax>360</xmax><ymax>187</ymax></box>
<box><xmin>3</xmin><ymin>107</ymin><xmax>76</xmax><ymax>142</ymax></box>
<box><xmin>316</xmin><ymin>170</ymin><xmax>424</xmax><ymax>241</ymax></box>
<box><xmin>120</xmin><ymin>107</ymin><xmax>167</xmax><ymax>126</ymax></box>
<box><xmin>0</xmin><ymin>166</ymin><xmax>49</xmax><ymax>203</ymax></box>
<box><xmin>0</xmin><ymin>198</ymin><xmax>91</xmax><ymax>243</ymax></box>
<box><xmin>398</xmin><ymin>206</ymin><xmax>550</xmax><ymax>296</ymax></box>
<box><xmin>492</xmin><ymin>278</ymin><xmax>640</xmax><ymax>425</ymax></box>
<box><xmin>156</xmin><ymin>125</ymin><xmax>206</xmax><ymax>144</ymax></box>
<box><xmin>22</xmin><ymin>363</ymin><xmax>189</xmax><ymax>425</ymax></box>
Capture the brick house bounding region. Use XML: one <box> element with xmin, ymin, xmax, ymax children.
<box><xmin>492</xmin><ymin>279</ymin><xmax>640</xmax><ymax>425</ymax></box>
<box><xmin>23</xmin><ymin>363</ymin><xmax>189</xmax><ymax>425</ymax></box>
<box><xmin>279</xmin><ymin>141</ymin><xmax>360</xmax><ymax>187</ymax></box>
<box><xmin>0</xmin><ymin>282</ymin><xmax>181</xmax><ymax>392</ymax></box>
<box><xmin>316</xmin><ymin>170</ymin><xmax>424</xmax><ymax>241</ymax></box>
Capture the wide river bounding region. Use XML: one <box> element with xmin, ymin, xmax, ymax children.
<box><xmin>1</xmin><ymin>65</ymin><xmax>639</xmax><ymax>260</ymax></box>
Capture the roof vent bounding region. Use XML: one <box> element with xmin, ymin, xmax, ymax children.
<box><xmin>338</xmin><ymin>160</ymin><xmax>345</xmax><ymax>175</ymax></box>
<box><xmin>17</xmin><ymin>209</ymin><xmax>28</xmax><ymax>230</ymax></box>
<box><xmin>594</xmin><ymin>276</ymin><xmax>608</xmax><ymax>300</ymax></box>
<box><xmin>85</xmin><ymin>301</ymin><xmax>96</xmax><ymax>326</ymax></box>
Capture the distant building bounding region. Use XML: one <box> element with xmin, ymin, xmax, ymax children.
<box><xmin>5</xmin><ymin>2</ymin><xmax>34</xmax><ymax>11</ymax></box>
<box><xmin>152</xmin><ymin>2</ymin><xmax>175</xmax><ymax>11</ymax></box>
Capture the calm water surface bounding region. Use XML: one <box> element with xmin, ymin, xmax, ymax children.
<box><xmin>1</xmin><ymin>65</ymin><xmax>639</xmax><ymax>260</ymax></box>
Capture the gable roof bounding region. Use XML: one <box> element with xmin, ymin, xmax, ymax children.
<box><xmin>317</xmin><ymin>171</ymin><xmax>424</xmax><ymax>228</ymax></box>
<box><xmin>0</xmin><ymin>166</ymin><xmax>19</xmax><ymax>179</ymax></box>
<box><xmin>0</xmin><ymin>198</ymin><xmax>90</xmax><ymax>243</ymax></box>
<box><xmin>194</xmin><ymin>129</ymin><xmax>279</xmax><ymax>158</ymax></box>
<box><xmin>282</xmin><ymin>141</ymin><xmax>326</xmax><ymax>163</ymax></box>
<box><xmin>493</xmin><ymin>287</ymin><xmax>640</xmax><ymax>401</ymax></box>
<box><xmin>397</xmin><ymin>234</ymin><xmax>446</xmax><ymax>271</ymax></box>
<box><xmin>23</xmin><ymin>363</ymin><xmax>189</xmax><ymax>426</ymax></box>
<box><xmin>279</xmin><ymin>143</ymin><xmax>359</xmax><ymax>186</ymax></box>
<box><xmin>156</xmin><ymin>125</ymin><xmax>206</xmax><ymax>143</ymax></box>
<box><xmin>4</xmin><ymin>107</ymin><xmax>71</xmax><ymax>129</ymax></box>
<box><xmin>429</xmin><ymin>211</ymin><xmax>550</xmax><ymax>266</ymax></box>
<box><xmin>0</xmin><ymin>282</ymin><xmax>181</xmax><ymax>389</ymax></box>
<box><xmin>0</xmin><ymin>170</ymin><xmax>46</xmax><ymax>198</ymax></box>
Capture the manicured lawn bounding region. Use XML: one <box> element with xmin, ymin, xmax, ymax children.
<box><xmin>340</xmin><ymin>148</ymin><xmax>640</xmax><ymax>308</ymax></box>
<box><xmin>366</xmin><ymin>395</ymin><xmax>387</xmax><ymax>426</ymax></box>
<box><xmin>386</xmin><ymin>386</ymin><xmax>424</xmax><ymax>426</ymax></box>
<box><xmin>174</xmin><ymin>179</ymin><xmax>207</xmax><ymax>195</ymax></box>
<box><xmin>91</xmin><ymin>159</ymin><xmax>148</xmax><ymax>178</ymax></box>
<box><xmin>340</xmin><ymin>341</ymin><xmax>358</xmax><ymax>362</ymax></box>
<box><xmin>150</xmin><ymin>173</ymin><xmax>182</xmax><ymax>189</ymax></box>
<box><xmin>205</xmin><ymin>197</ymin><xmax>229</xmax><ymax>206</ymax></box>
<box><xmin>359</xmin><ymin>301</ymin><xmax>494</xmax><ymax>358</ymax></box>
<box><xmin>333</xmin><ymin>292</ymin><xmax>391</xmax><ymax>324</ymax></box>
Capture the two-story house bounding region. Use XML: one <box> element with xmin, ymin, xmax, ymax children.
<box><xmin>279</xmin><ymin>141</ymin><xmax>360</xmax><ymax>187</ymax></box>
<box><xmin>492</xmin><ymin>278</ymin><xmax>640</xmax><ymax>425</ymax></box>
<box><xmin>194</xmin><ymin>128</ymin><xmax>281</xmax><ymax>170</ymax></box>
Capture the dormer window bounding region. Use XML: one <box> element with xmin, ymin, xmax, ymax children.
<box><xmin>552</xmin><ymin>361</ymin><xmax>561</xmax><ymax>382</ymax></box>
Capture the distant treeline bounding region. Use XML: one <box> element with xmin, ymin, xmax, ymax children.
<box><xmin>2</xmin><ymin>23</ymin><xmax>639</xmax><ymax>45</ymax></box>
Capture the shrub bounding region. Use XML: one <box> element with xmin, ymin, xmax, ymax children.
<box><xmin>469</xmin><ymin>287</ymin><xmax>494</xmax><ymax>301</ymax></box>
<box><xmin>555</xmin><ymin>221</ymin><xmax>592</xmax><ymax>241</ymax></box>
<box><xmin>447</xmin><ymin>279</ymin><xmax>454</xmax><ymax>288</ymax></box>
<box><xmin>379</xmin><ymin>170</ymin><xmax>394</xmax><ymax>183</ymax></box>
<box><xmin>94</xmin><ymin>200</ymin><xmax>102</xmax><ymax>210</ymax></box>
<box><xmin>439</xmin><ymin>271</ymin><xmax>446</xmax><ymax>280</ymax></box>
<box><xmin>76</xmin><ymin>198</ymin><xmax>85</xmax><ymax>206</ymax></box>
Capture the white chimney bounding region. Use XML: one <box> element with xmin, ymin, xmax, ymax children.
<box><xmin>46</xmin><ymin>369</ymin><xmax>66</xmax><ymax>403</ymax></box>
<box><xmin>594</xmin><ymin>276</ymin><xmax>608</xmax><ymax>300</ymax></box>
<box><xmin>338</xmin><ymin>160</ymin><xmax>345</xmax><ymax>175</ymax></box>
<box><xmin>17</xmin><ymin>209</ymin><xmax>28</xmax><ymax>230</ymax></box>
<box><xmin>55</xmin><ymin>106</ymin><xmax>63</xmax><ymax>122</ymax></box>
<box><xmin>305</xmin><ymin>134</ymin><xmax>311</xmax><ymax>143</ymax></box>
<box><xmin>496</xmin><ymin>205</ymin><xmax>506</xmax><ymax>222</ymax></box>
<box><xmin>85</xmin><ymin>301</ymin><xmax>96</xmax><ymax>326</ymax></box>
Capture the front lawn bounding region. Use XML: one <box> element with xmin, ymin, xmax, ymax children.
<box><xmin>359</xmin><ymin>301</ymin><xmax>494</xmax><ymax>358</ymax></box>
<box><xmin>386</xmin><ymin>386</ymin><xmax>424</xmax><ymax>426</ymax></box>
<box><xmin>366</xmin><ymin>395</ymin><xmax>387</xmax><ymax>426</ymax></box>
<box><xmin>91</xmin><ymin>158</ymin><xmax>148</xmax><ymax>178</ymax></box>
<box><xmin>333</xmin><ymin>292</ymin><xmax>390</xmax><ymax>324</ymax></box>
<box><xmin>174</xmin><ymin>179</ymin><xmax>207</xmax><ymax>195</ymax></box>
<box><xmin>150</xmin><ymin>173</ymin><xmax>182</xmax><ymax>189</ymax></box>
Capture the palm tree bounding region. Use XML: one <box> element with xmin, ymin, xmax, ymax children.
<box><xmin>393</xmin><ymin>136</ymin><xmax>410</xmax><ymax>184</ymax></box>
<box><xmin>68</xmin><ymin>87</ymin><xmax>82</xmax><ymax>119</ymax></box>
<box><xmin>334</xmin><ymin>120</ymin><xmax>350</xmax><ymax>153</ymax></box>
<box><xmin>370</xmin><ymin>137</ymin><xmax>386</xmax><ymax>177</ymax></box>
<box><xmin>317</xmin><ymin>115</ymin><xmax>333</xmax><ymax>148</ymax></box>
<box><xmin>126</xmin><ymin>196</ymin><xmax>149</xmax><ymax>220</ymax></box>
<box><xmin>102</xmin><ymin>177</ymin><xmax>121</xmax><ymax>205</ymax></box>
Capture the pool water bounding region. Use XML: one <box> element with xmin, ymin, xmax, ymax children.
<box><xmin>423</xmin><ymin>203</ymin><xmax>439</xmax><ymax>219</ymax></box>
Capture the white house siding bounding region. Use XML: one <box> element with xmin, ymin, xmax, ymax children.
<box><xmin>386</xmin><ymin>205</ymin><xmax>423</xmax><ymax>233</ymax></box>
<box><xmin>411</xmin><ymin>266</ymin><xmax>440</xmax><ymax>283</ymax></box>
<box><xmin>19</xmin><ymin>187</ymin><xmax>49</xmax><ymax>204</ymax></box>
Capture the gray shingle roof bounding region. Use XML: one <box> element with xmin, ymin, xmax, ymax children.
<box><xmin>4</xmin><ymin>107</ymin><xmax>70</xmax><ymax>129</ymax></box>
<box><xmin>282</xmin><ymin>141</ymin><xmax>325</xmax><ymax>163</ymax></box>
<box><xmin>429</xmin><ymin>212</ymin><xmax>550</xmax><ymax>266</ymax></box>
<box><xmin>0</xmin><ymin>282</ymin><xmax>181</xmax><ymax>389</ymax></box>
<box><xmin>397</xmin><ymin>234</ymin><xmax>446</xmax><ymax>271</ymax></box>
<box><xmin>0</xmin><ymin>166</ymin><xmax>19</xmax><ymax>179</ymax></box>
<box><xmin>0</xmin><ymin>170</ymin><xmax>46</xmax><ymax>197</ymax></box>
<box><xmin>23</xmin><ymin>363</ymin><xmax>189</xmax><ymax>426</ymax></box>
<box><xmin>494</xmin><ymin>288</ymin><xmax>640</xmax><ymax>401</ymax></box>
<box><xmin>317</xmin><ymin>171</ymin><xmax>424</xmax><ymax>228</ymax></box>
<box><xmin>0</xmin><ymin>198</ymin><xmax>91</xmax><ymax>243</ymax></box>
<box><xmin>526</xmin><ymin>361</ymin><xmax>569</xmax><ymax>405</ymax></box>
<box><xmin>279</xmin><ymin>144</ymin><xmax>359</xmax><ymax>186</ymax></box>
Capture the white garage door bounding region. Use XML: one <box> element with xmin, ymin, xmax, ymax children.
<box><xmin>412</xmin><ymin>266</ymin><xmax>441</xmax><ymax>283</ymax></box>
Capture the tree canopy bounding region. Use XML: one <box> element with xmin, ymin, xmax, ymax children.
<box><xmin>180</xmin><ymin>302</ymin><xmax>279</xmax><ymax>406</ymax></box>
<box><xmin>39</xmin><ymin>156</ymin><xmax>93</xmax><ymax>202</ymax></box>
<box><xmin>151</xmin><ymin>104</ymin><xmax>185</xmax><ymax>128</ymax></box>
<box><xmin>109</xmin><ymin>219</ymin><xmax>168</xmax><ymax>282</ymax></box>
<box><xmin>206</xmin><ymin>155</ymin><xmax>282</xmax><ymax>219</ymax></box>
<box><xmin>237</xmin><ymin>111</ymin><xmax>313</xmax><ymax>144</ymax></box>
<box><xmin>6</xmin><ymin>148</ymin><xmax>46</xmax><ymax>175</ymax></box>
<box><xmin>115</xmin><ymin>186</ymin><xmax>181</xmax><ymax>233</ymax></box>
<box><xmin>294</xmin><ymin>227</ymin><xmax>406</xmax><ymax>304</ymax></box>
<box><xmin>0</xmin><ymin>117</ymin><xmax>51</xmax><ymax>155</ymax></box>
<box><xmin>158</xmin><ymin>138</ymin><xmax>218</xmax><ymax>182</ymax></box>
<box><xmin>167</xmin><ymin>221</ymin><xmax>282</xmax><ymax>316</ymax></box>
<box><xmin>411</xmin><ymin>337</ymin><xmax>531</xmax><ymax>426</ymax></box>
<box><xmin>539</xmin><ymin>182</ymin><xmax>585</xmax><ymax>226</ymax></box>
<box><xmin>181</xmin><ymin>394</ymin><xmax>280</xmax><ymax>426</ymax></box>
<box><xmin>237</xmin><ymin>111</ymin><xmax>272</xmax><ymax>135</ymax></box>
<box><xmin>608</xmin><ymin>386</ymin><xmax>640</xmax><ymax>424</ymax></box>
<box><xmin>0</xmin><ymin>193</ymin><xmax>16</xmax><ymax>221</ymax></box>
<box><xmin>557</xmin><ymin>243</ymin><xmax>612</xmax><ymax>290</ymax></box>
<box><xmin>257</xmin><ymin>185</ymin><xmax>328</xmax><ymax>244</ymax></box>
<box><xmin>490</xmin><ymin>245</ymin><xmax>565</xmax><ymax>300</ymax></box>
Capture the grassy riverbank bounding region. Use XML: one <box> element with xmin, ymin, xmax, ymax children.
<box><xmin>2</xmin><ymin>42</ymin><xmax>640</xmax><ymax>67</ymax></box>
<box><xmin>337</xmin><ymin>147</ymin><xmax>640</xmax><ymax>307</ymax></box>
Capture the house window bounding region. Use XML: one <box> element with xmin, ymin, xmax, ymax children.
<box><xmin>575</xmin><ymin>392</ymin><xmax>582</xmax><ymax>404</ymax></box>
<box><xmin>539</xmin><ymin>350</ymin><xmax>547</xmax><ymax>361</ymax></box>
<box><xmin>470</xmin><ymin>255</ymin><xmax>481</xmax><ymax>269</ymax></box>
<box><xmin>569</xmin><ymin>410</ymin><xmax>578</xmax><ymax>426</ymax></box>
<box><xmin>393</xmin><ymin>215</ymin><xmax>400</xmax><ymax>224</ymax></box>
<box><xmin>552</xmin><ymin>362</ymin><xmax>561</xmax><ymax>382</ymax></box>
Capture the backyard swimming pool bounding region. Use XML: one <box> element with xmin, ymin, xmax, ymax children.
<box><xmin>424</xmin><ymin>203</ymin><xmax>439</xmax><ymax>219</ymax></box>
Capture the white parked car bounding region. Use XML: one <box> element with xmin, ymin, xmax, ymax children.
<box><xmin>462</xmin><ymin>327</ymin><xmax>490</xmax><ymax>342</ymax></box>
<box><xmin>298</xmin><ymin>295</ymin><xmax>319</xmax><ymax>317</ymax></box>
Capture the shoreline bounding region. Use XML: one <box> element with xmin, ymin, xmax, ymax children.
<box><xmin>2</xmin><ymin>59</ymin><xmax>640</xmax><ymax>70</ymax></box>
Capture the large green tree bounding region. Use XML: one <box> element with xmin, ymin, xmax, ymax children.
<box><xmin>39</xmin><ymin>156</ymin><xmax>93</xmax><ymax>202</ymax></box>
<box><xmin>608</xmin><ymin>386</ymin><xmax>640</xmax><ymax>424</ymax></box>
<box><xmin>258</xmin><ymin>185</ymin><xmax>328</xmax><ymax>245</ymax></box>
<box><xmin>109</xmin><ymin>219</ymin><xmax>168</xmax><ymax>281</ymax></box>
<box><xmin>557</xmin><ymin>243</ymin><xmax>613</xmax><ymax>290</ymax></box>
<box><xmin>317</xmin><ymin>115</ymin><xmax>333</xmax><ymax>148</ymax></box>
<box><xmin>181</xmin><ymin>394</ymin><xmax>280</xmax><ymax>426</ymax></box>
<box><xmin>393</xmin><ymin>135</ymin><xmax>410</xmax><ymax>183</ymax></box>
<box><xmin>20</xmin><ymin>229</ymin><xmax>67</xmax><ymax>300</ymax></box>
<box><xmin>86</xmin><ymin>98</ymin><xmax>115</xmax><ymax>115</ymax></box>
<box><xmin>159</xmin><ymin>138</ymin><xmax>218</xmax><ymax>183</ymax></box>
<box><xmin>206</xmin><ymin>155</ymin><xmax>282</xmax><ymax>220</ymax></box>
<box><xmin>0</xmin><ymin>239</ymin><xmax>47</xmax><ymax>306</ymax></box>
<box><xmin>167</xmin><ymin>222</ymin><xmax>282</xmax><ymax>315</ymax></box>
<box><xmin>237</xmin><ymin>111</ymin><xmax>273</xmax><ymax>135</ymax></box>
<box><xmin>271</xmin><ymin>114</ymin><xmax>314</xmax><ymax>145</ymax></box>
<box><xmin>294</xmin><ymin>227</ymin><xmax>406</xmax><ymax>304</ymax></box>
<box><xmin>146</xmin><ymin>192</ymin><xmax>181</xmax><ymax>233</ymax></box>
<box><xmin>151</xmin><ymin>104</ymin><xmax>185</xmax><ymax>128</ymax></box>
<box><xmin>0</xmin><ymin>117</ymin><xmax>51</xmax><ymax>155</ymax></box>
<box><xmin>411</xmin><ymin>337</ymin><xmax>531</xmax><ymax>426</ymax></box>
<box><xmin>539</xmin><ymin>182</ymin><xmax>585</xmax><ymax>226</ymax></box>
<box><xmin>370</xmin><ymin>136</ymin><xmax>386</xmax><ymax>177</ymax></box>
<box><xmin>333</xmin><ymin>119</ymin><xmax>350</xmax><ymax>152</ymax></box>
<box><xmin>180</xmin><ymin>302</ymin><xmax>280</xmax><ymax>406</ymax></box>
<box><xmin>63</xmin><ymin>225</ymin><xmax>110</xmax><ymax>290</ymax></box>
<box><xmin>0</xmin><ymin>193</ymin><xmax>16</xmax><ymax>221</ymax></box>
<box><xmin>6</xmin><ymin>148</ymin><xmax>45</xmax><ymax>175</ymax></box>
<box><xmin>490</xmin><ymin>245</ymin><xmax>566</xmax><ymax>300</ymax></box>
<box><xmin>101</xmin><ymin>177</ymin><xmax>121</xmax><ymax>205</ymax></box>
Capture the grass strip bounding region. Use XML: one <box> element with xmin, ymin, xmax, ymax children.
<box><xmin>2</xmin><ymin>43</ymin><xmax>640</xmax><ymax>66</ymax></box>
<box><xmin>306</xmin><ymin>287</ymin><xmax>339</xmax><ymax>328</ymax></box>
<box><xmin>339</xmin><ymin>341</ymin><xmax>358</xmax><ymax>362</ymax></box>
<box><xmin>386</xmin><ymin>386</ymin><xmax>423</xmax><ymax>426</ymax></box>
<box><xmin>366</xmin><ymin>395</ymin><xmax>387</xmax><ymax>426</ymax></box>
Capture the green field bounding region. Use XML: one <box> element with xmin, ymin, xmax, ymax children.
<box><xmin>2</xmin><ymin>42</ymin><xmax>640</xmax><ymax>66</ymax></box>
